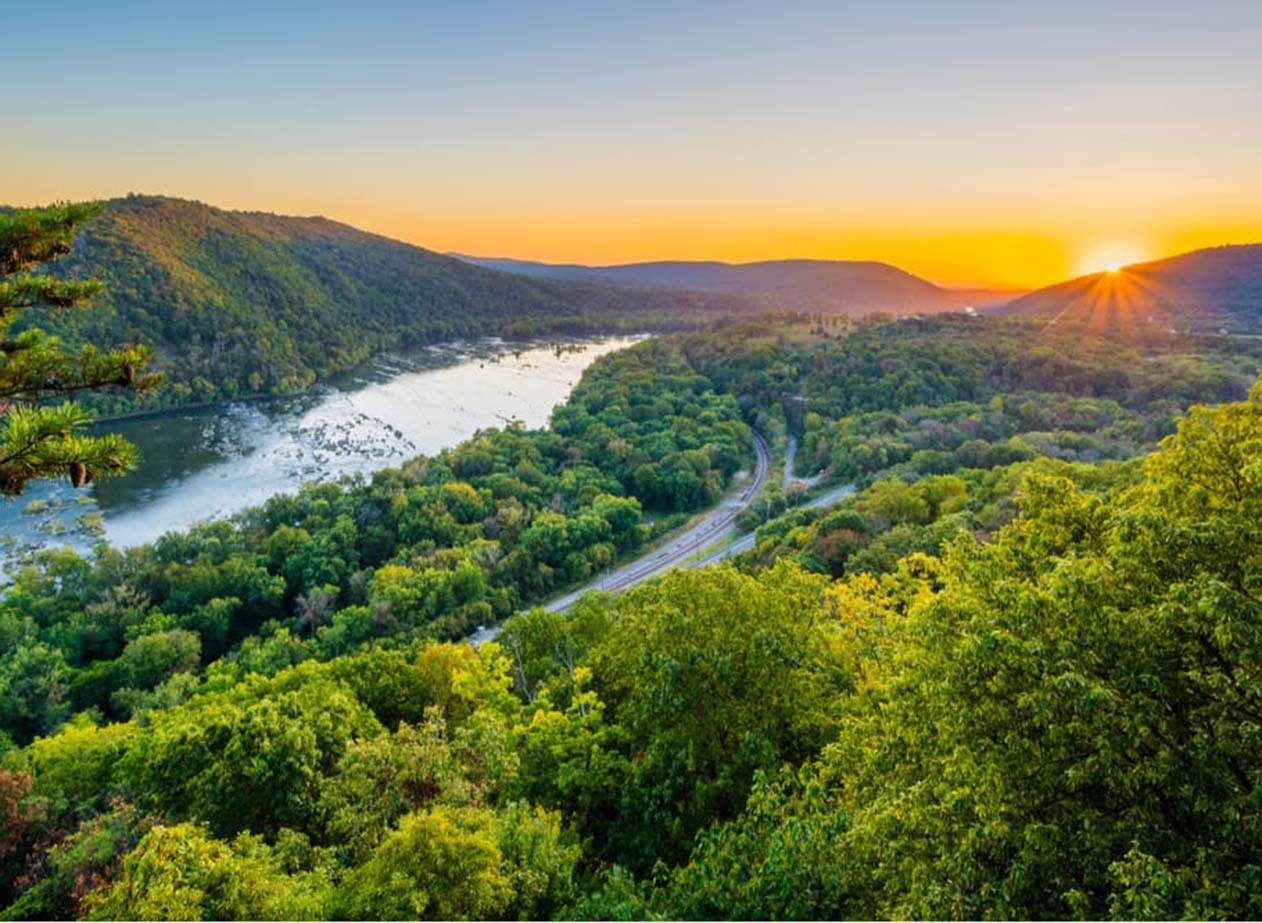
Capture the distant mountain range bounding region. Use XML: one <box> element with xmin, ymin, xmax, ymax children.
<box><xmin>17</xmin><ymin>194</ymin><xmax>1262</xmax><ymax>414</ymax></box>
<box><xmin>998</xmin><ymin>244</ymin><xmax>1262</xmax><ymax>332</ymax></box>
<box><xmin>453</xmin><ymin>255</ymin><xmax>1018</xmax><ymax>315</ymax></box>
<box><xmin>19</xmin><ymin>195</ymin><xmax>759</xmax><ymax>410</ymax></box>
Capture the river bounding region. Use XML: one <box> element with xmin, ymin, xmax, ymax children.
<box><xmin>0</xmin><ymin>336</ymin><xmax>639</xmax><ymax>575</ymax></box>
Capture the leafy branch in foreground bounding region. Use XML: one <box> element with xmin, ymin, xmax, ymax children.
<box><xmin>0</xmin><ymin>202</ymin><xmax>160</xmax><ymax>494</ymax></box>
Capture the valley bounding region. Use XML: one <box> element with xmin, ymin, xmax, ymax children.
<box><xmin>471</xmin><ymin>428</ymin><xmax>773</xmax><ymax>641</ymax></box>
<box><xmin>5</xmin><ymin>4</ymin><xmax>1262</xmax><ymax>917</ymax></box>
<box><xmin>7</xmin><ymin>282</ymin><xmax>1262</xmax><ymax>919</ymax></box>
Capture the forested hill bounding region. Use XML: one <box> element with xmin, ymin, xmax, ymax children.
<box><xmin>19</xmin><ymin>195</ymin><xmax>757</xmax><ymax>411</ymax></box>
<box><xmin>998</xmin><ymin>243</ymin><xmax>1262</xmax><ymax>332</ymax></box>
<box><xmin>455</xmin><ymin>254</ymin><xmax>1015</xmax><ymax>314</ymax></box>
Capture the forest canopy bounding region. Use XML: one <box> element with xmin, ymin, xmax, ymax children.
<box><xmin>3</xmin><ymin>312</ymin><xmax>1262</xmax><ymax>919</ymax></box>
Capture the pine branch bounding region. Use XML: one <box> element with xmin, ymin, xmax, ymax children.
<box><xmin>0</xmin><ymin>332</ymin><xmax>161</xmax><ymax>402</ymax></box>
<box><xmin>0</xmin><ymin>277</ymin><xmax>103</xmax><ymax>316</ymax></box>
<box><xmin>0</xmin><ymin>404</ymin><xmax>138</xmax><ymax>494</ymax></box>
<box><xmin>0</xmin><ymin>201</ymin><xmax>101</xmax><ymax>277</ymax></box>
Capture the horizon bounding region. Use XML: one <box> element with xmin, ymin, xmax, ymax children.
<box><xmin>5</xmin><ymin>1</ymin><xmax>1262</xmax><ymax>288</ymax></box>
<box><xmin>64</xmin><ymin>191</ymin><xmax>1261</xmax><ymax>293</ymax></box>
<box><xmin>447</xmin><ymin>241</ymin><xmax>1262</xmax><ymax>292</ymax></box>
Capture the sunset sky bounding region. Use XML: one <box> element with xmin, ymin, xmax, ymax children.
<box><xmin>6</xmin><ymin>0</ymin><xmax>1261</xmax><ymax>288</ymax></box>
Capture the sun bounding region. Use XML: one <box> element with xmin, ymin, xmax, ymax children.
<box><xmin>1075</xmin><ymin>243</ymin><xmax>1146</xmax><ymax>278</ymax></box>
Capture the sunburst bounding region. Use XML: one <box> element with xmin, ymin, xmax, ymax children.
<box><xmin>1075</xmin><ymin>243</ymin><xmax>1146</xmax><ymax>278</ymax></box>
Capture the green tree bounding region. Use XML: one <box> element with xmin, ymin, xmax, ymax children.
<box><xmin>123</xmin><ymin>671</ymin><xmax>382</xmax><ymax>838</ymax></box>
<box><xmin>332</xmin><ymin>806</ymin><xmax>511</xmax><ymax>921</ymax></box>
<box><xmin>21</xmin><ymin>716</ymin><xmax>137</xmax><ymax>812</ymax></box>
<box><xmin>664</xmin><ymin>769</ymin><xmax>850</xmax><ymax>920</ymax></box>
<box><xmin>496</xmin><ymin>801</ymin><xmax>581</xmax><ymax>920</ymax></box>
<box><xmin>319</xmin><ymin>708</ymin><xmax>469</xmax><ymax>863</ymax></box>
<box><xmin>0</xmin><ymin>642</ymin><xmax>72</xmax><ymax>743</ymax></box>
<box><xmin>0</xmin><ymin>202</ymin><xmax>158</xmax><ymax>494</ymax></box>
<box><xmin>512</xmin><ymin>664</ymin><xmax>631</xmax><ymax>849</ymax></box>
<box><xmin>81</xmin><ymin>823</ymin><xmax>324</xmax><ymax>921</ymax></box>
<box><xmin>588</xmin><ymin>562</ymin><xmax>840</xmax><ymax>869</ymax></box>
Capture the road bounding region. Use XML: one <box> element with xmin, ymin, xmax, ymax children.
<box><xmin>784</xmin><ymin>434</ymin><xmax>799</xmax><ymax>487</ymax></box>
<box><xmin>468</xmin><ymin>430</ymin><xmax>770</xmax><ymax>644</ymax></box>
<box><xmin>783</xmin><ymin>434</ymin><xmax>825</xmax><ymax>489</ymax></box>
<box><xmin>468</xmin><ymin>432</ymin><xmax>860</xmax><ymax>644</ymax></box>
<box><xmin>691</xmin><ymin>479</ymin><xmax>856</xmax><ymax>567</ymax></box>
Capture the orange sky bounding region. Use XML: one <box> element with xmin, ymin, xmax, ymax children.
<box><xmin>315</xmin><ymin>199</ymin><xmax>1262</xmax><ymax>290</ymax></box>
<box><xmin>8</xmin><ymin>162</ymin><xmax>1261</xmax><ymax>290</ymax></box>
<box><xmin>5</xmin><ymin>3</ymin><xmax>1262</xmax><ymax>290</ymax></box>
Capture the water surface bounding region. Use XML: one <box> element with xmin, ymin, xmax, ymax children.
<box><xmin>0</xmin><ymin>336</ymin><xmax>637</xmax><ymax>573</ymax></box>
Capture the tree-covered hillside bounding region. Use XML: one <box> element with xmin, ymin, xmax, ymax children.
<box><xmin>17</xmin><ymin>196</ymin><xmax>756</xmax><ymax>412</ymax></box>
<box><xmin>687</xmin><ymin>314</ymin><xmax>1260</xmax><ymax>484</ymax></box>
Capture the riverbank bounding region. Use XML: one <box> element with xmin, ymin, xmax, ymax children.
<box><xmin>90</xmin><ymin>334</ymin><xmax>640</xmax><ymax>426</ymax></box>
<box><xmin>2</xmin><ymin>335</ymin><xmax>643</xmax><ymax>574</ymax></box>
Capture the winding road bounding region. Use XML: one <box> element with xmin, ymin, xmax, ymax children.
<box><xmin>469</xmin><ymin>431</ymin><xmax>854</xmax><ymax>644</ymax></box>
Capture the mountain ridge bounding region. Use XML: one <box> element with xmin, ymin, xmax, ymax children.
<box><xmin>452</xmin><ymin>253</ymin><xmax>1017</xmax><ymax>313</ymax></box>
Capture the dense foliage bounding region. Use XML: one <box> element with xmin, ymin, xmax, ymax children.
<box><xmin>658</xmin><ymin>384</ymin><xmax>1262</xmax><ymax>919</ymax></box>
<box><xmin>4</xmin><ymin>313</ymin><xmax>1262</xmax><ymax>919</ymax></box>
<box><xmin>19</xmin><ymin>195</ymin><xmax>756</xmax><ymax>413</ymax></box>
<box><xmin>0</xmin><ymin>338</ymin><xmax>748</xmax><ymax>748</ymax></box>
<box><xmin>687</xmin><ymin>314</ymin><xmax>1256</xmax><ymax>480</ymax></box>
<box><xmin>685</xmin><ymin>314</ymin><xmax>1259</xmax><ymax>543</ymax></box>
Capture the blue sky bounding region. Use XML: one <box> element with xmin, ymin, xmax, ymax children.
<box><xmin>6</xmin><ymin>0</ymin><xmax>1261</xmax><ymax>285</ymax></box>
